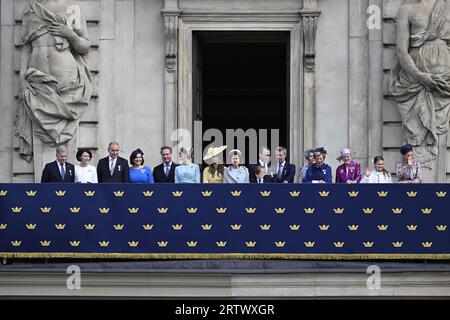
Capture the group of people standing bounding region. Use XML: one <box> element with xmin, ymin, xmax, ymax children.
<box><xmin>40</xmin><ymin>142</ymin><xmax>422</xmax><ymax>184</ymax></box>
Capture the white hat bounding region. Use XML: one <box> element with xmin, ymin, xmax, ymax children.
<box><xmin>336</xmin><ymin>148</ymin><xmax>351</xmax><ymax>161</ymax></box>
<box><xmin>203</xmin><ymin>145</ymin><xmax>227</xmax><ymax>161</ymax></box>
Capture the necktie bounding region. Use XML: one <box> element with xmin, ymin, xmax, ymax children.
<box><xmin>110</xmin><ymin>158</ymin><xmax>116</xmax><ymax>175</ymax></box>
<box><xmin>165</xmin><ymin>164</ymin><xmax>170</xmax><ymax>177</ymax></box>
<box><xmin>60</xmin><ymin>163</ymin><xmax>66</xmax><ymax>179</ymax></box>
<box><xmin>277</xmin><ymin>164</ymin><xmax>283</xmax><ymax>180</ymax></box>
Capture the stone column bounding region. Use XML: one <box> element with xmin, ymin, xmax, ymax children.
<box><xmin>161</xmin><ymin>0</ymin><xmax>181</xmax><ymax>146</ymax></box>
<box><xmin>300</xmin><ymin>1</ymin><xmax>321</xmax><ymax>155</ymax></box>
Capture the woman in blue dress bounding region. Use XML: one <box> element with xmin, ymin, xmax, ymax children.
<box><xmin>302</xmin><ymin>147</ymin><xmax>333</xmax><ymax>183</ymax></box>
<box><xmin>129</xmin><ymin>148</ymin><xmax>154</xmax><ymax>183</ymax></box>
<box><xmin>174</xmin><ymin>147</ymin><xmax>200</xmax><ymax>183</ymax></box>
<box><xmin>223</xmin><ymin>149</ymin><xmax>249</xmax><ymax>183</ymax></box>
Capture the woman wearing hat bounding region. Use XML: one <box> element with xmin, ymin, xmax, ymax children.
<box><xmin>395</xmin><ymin>144</ymin><xmax>422</xmax><ymax>183</ymax></box>
<box><xmin>335</xmin><ymin>148</ymin><xmax>361</xmax><ymax>184</ymax></box>
<box><xmin>202</xmin><ymin>146</ymin><xmax>227</xmax><ymax>183</ymax></box>
<box><xmin>223</xmin><ymin>149</ymin><xmax>249</xmax><ymax>183</ymax></box>
<box><xmin>299</xmin><ymin>149</ymin><xmax>316</xmax><ymax>182</ymax></box>
<box><xmin>174</xmin><ymin>147</ymin><xmax>201</xmax><ymax>183</ymax></box>
<box><xmin>303</xmin><ymin>147</ymin><xmax>333</xmax><ymax>183</ymax></box>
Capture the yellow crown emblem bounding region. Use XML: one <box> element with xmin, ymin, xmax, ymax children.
<box><xmin>363</xmin><ymin>208</ymin><xmax>374</xmax><ymax>214</ymax></box>
<box><xmin>230</xmin><ymin>224</ymin><xmax>242</xmax><ymax>230</ymax></box>
<box><xmin>84</xmin><ymin>224</ymin><xmax>95</xmax><ymax>230</ymax></box>
<box><xmin>114</xmin><ymin>191</ymin><xmax>125</xmax><ymax>197</ymax></box>
<box><xmin>128</xmin><ymin>207</ymin><xmax>139</xmax><ymax>214</ymax></box>
<box><xmin>319</xmin><ymin>225</ymin><xmax>330</xmax><ymax>231</ymax></box>
<box><xmin>377</xmin><ymin>225</ymin><xmax>388</xmax><ymax>231</ymax></box>
<box><xmin>40</xmin><ymin>240</ymin><xmax>51</xmax><ymax>247</ymax></box>
<box><xmin>128</xmin><ymin>241</ymin><xmax>139</xmax><ymax>247</ymax></box>
<box><xmin>186</xmin><ymin>241</ymin><xmax>198</xmax><ymax>247</ymax></box>
<box><xmin>0</xmin><ymin>190</ymin><xmax>7</xmax><ymax>196</ymax></box>
<box><xmin>363</xmin><ymin>241</ymin><xmax>374</xmax><ymax>248</ymax></box>
<box><xmin>157</xmin><ymin>207</ymin><xmax>168</xmax><ymax>214</ymax></box>
<box><xmin>143</xmin><ymin>190</ymin><xmax>154</xmax><ymax>197</ymax></box>
<box><xmin>274</xmin><ymin>208</ymin><xmax>286</xmax><ymax>214</ymax></box>
<box><xmin>436</xmin><ymin>225</ymin><xmax>447</xmax><ymax>231</ymax></box>
<box><xmin>245</xmin><ymin>208</ymin><xmax>256</xmax><ymax>214</ymax></box>
<box><xmin>289</xmin><ymin>225</ymin><xmax>300</xmax><ymax>231</ymax></box>
<box><xmin>216</xmin><ymin>207</ymin><xmax>227</xmax><ymax>214</ymax></box>
<box><xmin>114</xmin><ymin>224</ymin><xmax>124</xmax><ymax>230</ymax></box>
<box><xmin>422</xmin><ymin>242</ymin><xmax>433</xmax><ymax>248</ymax></box>
<box><xmin>187</xmin><ymin>207</ymin><xmax>198</xmax><ymax>214</ymax></box>
<box><xmin>11</xmin><ymin>207</ymin><xmax>22</xmax><ymax>213</ymax></box>
<box><xmin>143</xmin><ymin>224</ymin><xmax>154</xmax><ymax>230</ymax></box>
<box><xmin>26</xmin><ymin>223</ymin><xmax>37</xmax><ymax>230</ymax></box>
<box><xmin>231</xmin><ymin>190</ymin><xmax>242</xmax><ymax>197</ymax></box>
<box><xmin>406</xmin><ymin>225</ymin><xmax>417</xmax><ymax>231</ymax></box>
<box><xmin>99</xmin><ymin>241</ymin><xmax>109</xmax><ymax>247</ymax></box>
<box><xmin>70</xmin><ymin>207</ymin><xmax>80</xmax><ymax>213</ymax></box>
<box><xmin>348</xmin><ymin>225</ymin><xmax>359</xmax><ymax>231</ymax></box>
<box><xmin>392</xmin><ymin>208</ymin><xmax>403</xmax><ymax>214</ymax></box>
<box><xmin>289</xmin><ymin>191</ymin><xmax>300</xmax><ymax>197</ymax></box>
<box><xmin>11</xmin><ymin>240</ymin><xmax>22</xmax><ymax>247</ymax></box>
<box><xmin>421</xmin><ymin>208</ymin><xmax>432</xmax><ymax>214</ymax></box>
<box><xmin>392</xmin><ymin>241</ymin><xmax>403</xmax><ymax>248</ymax></box>
<box><xmin>201</xmin><ymin>190</ymin><xmax>212</xmax><ymax>197</ymax></box>
<box><xmin>334</xmin><ymin>242</ymin><xmax>345</xmax><ymax>248</ymax></box>
<box><xmin>84</xmin><ymin>190</ymin><xmax>95</xmax><ymax>197</ymax></box>
<box><xmin>40</xmin><ymin>207</ymin><xmax>51</xmax><ymax>213</ymax></box>
<box><xmin>260</xmin><ymin>224</ymin><xmax>271</xmax><ymax>231</ymax></box>
<box><xmin>304</xmin><ymin>208</ymin><xmax>315</xmax><ymax>214</ymax></box>
<box><xmin>304</xmin><ymin>241</ymin><xmax>315</xmax><ymax>248</ymax></box>
<box><xmin>377</xmin><ymin>191</ymin><xmax>388</xmax><ymax>197</ymax></box>
<box><xmin>99</xmin><ymin>207</ymin><xmax>110</xmax><ymax>214</ymax></box>
<box><xmin>0</xmin><ymin>224</ymin><xmax>7</xmax><ymax>230</ymax></box>
<box><xmin>348</xmin><ymin>191</ymin><xmax>359</xmax><ymax>197</ymax></box>
<box><xmin>69</xmin><ymin>241</ymin><xmax>80</xmax><ymax>247</ymax></box>
<box><xmin>407</xmin><ymin>191</ymin><xmax>417</xmax><ymax>197</ymax></box>
<box><xmin>319</xmin><ymin>191</ymin><xmax>329</xmax><ymax>197</ymax></box>
<box><xmin>246</xmin><ymin>241</ymin><xmax>256</xmax><ymax>247</ymax></box>
<box><xmin>172</xmin><ymin>191</ymin><xmax>183</xmax><ymax>197</ymax></box>
<box><xmin>55</xmin><ymin>224</ymin><xmax>66</xmax><ymax>230</ymax></box>
<box><xmin>157</xmin><ymin>241</ymin><xmax>168</xmax><ymax>247</ymax></box>
<box><xmin>201</xmin><ymin>224</ymin><xmax>212</xmax><ymax>231</ymax></box>
<box><xmin>275</xmin><ymin>241</ymin><xmax>286</xmax><ymax>248</ymax></box>
<box><xmin>216</xmin><ymin>241</ymin><xmax>227</xmax><ymax>247</ymax></box>
<box><xmin>26</xmin><ymin>190</ymin><xmax>37</xmax><ymax>196</ymax></box>
<box><xmin>333</xmin><ymin>208</ymin><xmax>344</xmax><ymax>214</ymax></box>
<box><xmin>260</xmin><ymin>190</ymin><xmax>271</xmax><ymax>197</ymax></box>
<box><xmin>55</xmin><ymin>190</ymin><xmax>66</xmax><ymax>197</ymax></box>
<box><xmin>172</xmin><ymin>224</ymin><xmax>183</xmax><ymax>230</ymax></box>
<box><xmin>436</xmin><ymin>191</ymin><xmax>447</xmax><ymax>197</ymax></box>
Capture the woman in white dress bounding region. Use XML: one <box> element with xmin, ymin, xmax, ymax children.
<box><xmin>361</xmin><ymin>156</ymin><xmax>392</xmax><ymax>184</ymax></box>
<box><xmin>74</xmin><ymin>148</ymin><xmax>98</xmax><ymax>183</ymax></box>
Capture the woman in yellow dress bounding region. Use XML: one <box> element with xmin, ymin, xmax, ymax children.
<box><xmin>202</xmin><ymin>146</ymin><xmax>227</xmax><ymax>183</ymax></box>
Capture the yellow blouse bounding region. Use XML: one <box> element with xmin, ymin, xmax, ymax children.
<box><xmin>203</xmin><ymin>166</ymin><xmax>224</xmax><ymax>183</ymax></box>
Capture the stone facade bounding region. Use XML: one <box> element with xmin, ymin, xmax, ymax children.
<box><xmin>0</xmin><ymin>0</ymin><xmax>448</xmax><ymax>182</ymax></box>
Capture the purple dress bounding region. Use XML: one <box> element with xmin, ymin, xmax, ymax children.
<box><xmin>335</xmin><ymin>162</ymin><xmax>361</xmax><ymax>183</ymax></box>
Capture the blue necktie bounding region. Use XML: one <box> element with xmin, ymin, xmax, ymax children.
<box><xmin>60</xmin><ymin>163</ymin><xmax>66</xmax><ymax>179</ymax></box>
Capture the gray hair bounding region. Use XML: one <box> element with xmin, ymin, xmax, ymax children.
<box><xmin>56</xmin><ymin>145</ymin><xmax>68</xmax><ymax>155</ymax></box>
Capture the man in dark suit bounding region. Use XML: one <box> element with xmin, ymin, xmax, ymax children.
<box><xmin>41</xmin><ymin>146</ymin><xmax>75</xmax><ymax>183</ymax></box>
<box><xmin>248</xmin><ymin>146</ymin><xmax>272</xmax><ymax>183</ymax></box>
<box><xmin>252</xmin><ymin>165</ymin><xmax>275</xmax><ymax>183</ymax></box>
<box><xmin>97</xmin><ymin>142</ymin><xmax>130</xmax><ymax>183</ymax></box>
<box><xmin>153</xmin><ymin>146</ymin><xmax>178</xmax><ymax>183</ymax></box>
<box><xmin>274</xmin><ymin>146</ymin><xmax>296</xmax><ymax>183</ymax></box>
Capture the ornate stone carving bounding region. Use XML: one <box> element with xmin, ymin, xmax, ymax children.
<box><xmin>15</xmin><ymin>0</ymin><xmax>92</xmax><ymax>161</ymax></box>
<box><xmin>300</xmin><ymin>12</ymin><xmax>320</xmax><ymax>73</ymax></box>
<box><xmin>391</xmin><ymin>0</ymin><xmax>450</xmax><ymax>168</ymax></box>
<box><xmin>163</xmin><ymin>14</ymin><xmax>179</xmax><ymax>73</ymax></box>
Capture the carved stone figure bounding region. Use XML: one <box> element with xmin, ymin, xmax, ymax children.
<box><xmin>16</xmin><ymin>0</ymin><xmax>92</xmax><ymax>160</ymax></box>
<box><xmin>391</xmin><ymin>0</ymin><xmax>450</xmax><ymax>167</ymax></box>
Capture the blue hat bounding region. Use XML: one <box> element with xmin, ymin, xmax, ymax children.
<box><xmin>400</xmin><ymin>144</ymin><xmax>413</xmax><ymax>155</ymax></box>
<box><xmin>303</xmin><ymin>149</ymin><xmax>314</xmax><ymax>159</ymax></box>
<box><xmin>313</xmin><ymin>147</ymin><xmax>327</xmax><ymax>155</ymax></box>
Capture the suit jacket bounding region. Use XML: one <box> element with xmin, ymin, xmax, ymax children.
<box><xmin>274</xmin><ymin>162</ymin><xmax>296</xmax><ymax>183</ymax></box>
<box><xmin>153</xmin><ymin>162</ymin><xmax>179</xmax><ymax>183</ymax></box>
<box><xmin>252</xmin><ymin>174</ymin><xmax>276</xmax><ymax>183</ymax></box>
<box><xmin>97</xmin><ymin>156</ymin><xmax>130</xmax><ymax>183</ymax></box>
<box><xmin>248</xmin><ymin>162</ymin><xmax>272</xmax><ymax>183</ymax></box>
<box><xmin>41</xmin><ymin>161</ymin><xmax>75</xmax><ymax>183</ymax></box>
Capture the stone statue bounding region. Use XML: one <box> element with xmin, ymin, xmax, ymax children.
<box><xmin>391</xmin><ymin>0</ymin><xmax>450</xmax><ymax>167</ymax></box>
<box><xmin>15</xmin><ymin>0</ymin><xmax>92</xmax><ymax>161</ymax></box>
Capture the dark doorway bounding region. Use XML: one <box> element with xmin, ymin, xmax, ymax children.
<box><xmin>193</xmin><ymin>32</ymin><xmax>289</xmax><ymax>163</ymax></box>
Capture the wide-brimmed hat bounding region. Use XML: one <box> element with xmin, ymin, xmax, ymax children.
<box><xmin>203</xmin><ymin>145</ymin><xmax>227</xmax><ymax>160</ymax></box>
<box><xmin>336</xmin><ymin>148</ymin><xmax>351</xmax><ymax>161</ymax></box>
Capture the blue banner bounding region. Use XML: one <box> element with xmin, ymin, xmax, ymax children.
<box><xmin>0</xmin><ymin>183</ymin><xmax>449</xmax><ymax>259</ymax></box>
